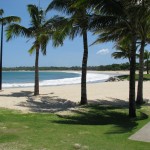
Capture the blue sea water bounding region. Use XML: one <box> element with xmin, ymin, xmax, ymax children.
<box><xmin>3</xmin><ymin>71</ymin><xmax>80</xmax><ymax>83</ymax></box>
<box><xmin>2</xmin><ymin>71</ymin><xmax>110</xmax><ymax>88</ymax></box>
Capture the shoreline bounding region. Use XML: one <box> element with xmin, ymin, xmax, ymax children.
<box><xmin>2</xmin><ymin>71</ymin><xmax>122</xmax><ymax>89</ymax></box>
<box><xmin>2</xmin><ymin>70</ymin><xmax>130</xmax><ymax>75</ymax></box>
<box><xmin>0</xmin><ymin>81</ymin><xmax>149</xmax><ymax>113</ymax></box>
<box><xmin>2</xmin><ymin>70</ymin><xmax>148</xmax><ymax>113</ymax></box>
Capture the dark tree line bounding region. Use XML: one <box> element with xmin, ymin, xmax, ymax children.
<box><xmin>3</xmin><ymin>62</ymin><xmax>143</xmax><ymax>71</ymax></box>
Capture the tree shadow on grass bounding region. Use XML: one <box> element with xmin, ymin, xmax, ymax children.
<box><xmin>53</xmin><ymin>104</ymin><xmax>148</xmax><ymax>134</ymax></box>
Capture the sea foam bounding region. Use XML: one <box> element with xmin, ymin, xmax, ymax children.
<box><xmin>3</xmin><ymin>72</ymin><xmax>110</xmax><ymax>88</ymax></box>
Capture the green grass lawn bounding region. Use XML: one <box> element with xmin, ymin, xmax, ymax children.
<box><xmin>0</xmin><ymin>105</ymin><xmax>150</xmax><ymax>150</ymax></box>
<box><xmin>118</xmin><ymin>74</ymin><xmax>150</xmax><ymax>81</ymax></box>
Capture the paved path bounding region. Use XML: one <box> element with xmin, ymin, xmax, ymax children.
<box><xmin>129</xmin><ymin>122</ymin><xmax>150</xmax><ymax>142</ymax></box>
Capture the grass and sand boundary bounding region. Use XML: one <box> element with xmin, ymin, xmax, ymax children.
<box><xmin>0</xmin><ymin>71</ymin><xmax>150</xmax><ymax>149</ymax></box>
<box><xmin>0</xmin><ymin>71</ymin><xmax>149</xmax><ymax>113</ymax></box>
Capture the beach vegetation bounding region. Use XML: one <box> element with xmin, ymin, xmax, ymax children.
<box><xmin>0</xmin><ymin>105</ymin><xmax>150</xmax><ymax>149</ymax></box>
<box><xmin>112</xmin><ymin>37</ymin><xmax>140</xmax><ymax>64</ymax></box>
<box><xmin>1</xmin><ymin>0</ymin><xmax>150</xmax><ymax>118</ymax></box>
<box><xmin>88</xmin><ymin>0</ymin><xmax>150</xmax><ymax>117</ymax></box>
<box><xmin>136</xmin><ymin>0</ymin><xmax>150</xmax><ymax>105</ymax></box>
<box><xmin>47</xmin><ymin>0</ymin><xmax>93</xmax><ymax>105</ymax></box>
<box><xmin>2</xmin><ymin>62</ymin><xmax>131</xmax><ymax>71</ymax></box>
<box><xmin>112</xmin><ymin>39</ymin><xmax>132</xmax><ymax>63</ymax></box>
<box><xmin>6</xmin><ymin>5</ymin><xmax>63</xmax><ymax>96</ymax></box>
<box><xmin>118</xmin><ymin>74</ymin><xmax>150</xmax><ymax>81</ymax></box>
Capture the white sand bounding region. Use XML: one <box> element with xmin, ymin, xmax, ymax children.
<box><xmin>0</xmin><ymin>71</ymin><xmax>149</xmax><ymax>113</ymax></box>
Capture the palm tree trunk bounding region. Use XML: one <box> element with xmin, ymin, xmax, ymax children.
<box><xmin>129</xmin><ymin>33</ymin><xmax>136</xmax><ymax>118</ymax></box>
<box><xmin>136</xmin><ymin>39</ymin><xmax>145</xmax><ymax>105</ymax></box>
<box><xmin>80</xmin><ymin>29</ymin><xmax>88</xmax><ymax>105</ymax></box>
<box><xmin>0</xmin><ymin>22</ymin><xmax>3</xmax><ymax>91</ymax></box>
<box><xmin>146</xmin><ymin>58</ymin><xmax>149</xmax><ymax>74</ymax></box>
<box><xmin>34</xmin><ymin>47</ymin><xmax>39</xmax><ymax>96</ymax></box>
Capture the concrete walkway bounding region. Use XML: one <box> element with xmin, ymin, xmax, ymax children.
<box><xmin>129</xmin><ymin>122</ymin><xmax>150</xmax><ymax>142</ymax></box>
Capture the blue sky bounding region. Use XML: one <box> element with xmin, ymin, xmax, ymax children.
<box><xmin>1</xmin><ymin>0</ymin><xmax>128</xmax><ymax>67</ymax></box>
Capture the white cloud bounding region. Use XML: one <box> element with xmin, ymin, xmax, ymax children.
<box><xmin>96</xmin><ymin>49</ymin><xmax>109</xmax><ymax>55</ymax></box>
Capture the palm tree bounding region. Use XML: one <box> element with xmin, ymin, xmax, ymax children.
<box><xmin>0</xmin><ymin>9</ymin><xmax>20</xmax><ymax>90</ymax></box>
<box><xmin>144</xmin><ymin>50</ymin><xmax>150</xmax><ymax>74</ymax></box>
<box><xmin>112</xmin><ymin>48</ymin><xmax>131</xmax><ymax>63</ymax></box>
<box><xmin>136</xmin><ymin>0</ymin><xmax>150</xmax><ymax>105</ymax></box>
<box><xmin>112</xmin><ymin>37</ymin><xmax>140</xmax><ymax>63</ymax></box>
<box><xmin>6</xmin><ymin>4</ymin><xmax>58</xmax><ymax>95</ymax></box>
<box><xmin>47</xmin><ymin>0</ymin><xmax>91</xmax><ymax>105</ymax></box>
<box><xmin>89</xmin><ymin>0</ymin><xmax>140</xmax><ymax>117</ymax></box>
<box><xmin>112</xmin><ymin>38</ymin><xmax>132</xmax><ymax>63</ymax></box>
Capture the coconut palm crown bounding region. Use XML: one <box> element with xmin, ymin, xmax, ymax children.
<box><xmin>6</xmin><ymin>4</ymin><xmax>60</xmax><ymax>95</ymax></box>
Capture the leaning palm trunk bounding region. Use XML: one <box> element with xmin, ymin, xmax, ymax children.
<box><xmin>80</xmin><ymin>29</ymin><xmax>88</xmax><ymax>105</ymax></box>
<box><xmin>136</xmin><ymin>39</ymin><xmax>145</xmax><ymax>104</ymax></box>
<box><xmin>129</xmin><ymin>33</ymin><xmax>137</xmax><ymax>118</ymax></box>
<box><xmin>34</xmin><ymin>47</ymin><xmax>39</xmax><ymax>96</ymax></box>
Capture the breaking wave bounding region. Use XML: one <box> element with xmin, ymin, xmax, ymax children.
<box><xmin>3</xmin><ymin>72</ymin><xmax>110</xmax><ymax>88</ymax></box>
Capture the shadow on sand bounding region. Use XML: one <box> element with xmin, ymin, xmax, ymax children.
<box><xmin>0</xmin><ymin>91</ymin><xmax>33</xmax><ymax>97</ymax></box>
<box><xmin>1</xmin><ymin>90</ymin><xmax>149</xmax><ymax>134</ymax></box>
<box><xmin>0</xmin><ymin>90</ymin><xmax>77</xmax><ymax>113</ymax></box>
<box><xmin>17</xmin><ymin>96</ymin><xmax>77</xmax><ymax>113</ymax></box>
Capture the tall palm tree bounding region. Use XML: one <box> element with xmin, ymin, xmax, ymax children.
<box><xmin>6</xmin><ymin>4</ymin><xmax>58</xmax><ymax>95</ymax></box>
<box><xmin>0</xmin><ymin>9</ymin><xmax>20</xmax><ymax>90</ymax></box>
<box><xmin>136</xmin><ymin>0</ymin><xmax>150</xmax><ymax>105</ymax></box>
<box><xmin>89</xmin><ymin>0</ymin><xmax>139</xmax><ymax>117</ymax></box>
<box><xmin>47</xmin><ymin>0</ymin><xmax>91</xmax><ymax>105</ymax></box>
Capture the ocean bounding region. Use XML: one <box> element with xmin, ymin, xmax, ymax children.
<box><xmin>2</xmin><ymin>71</ymin><xmax>110</xmax><ymax>88</ymax></box>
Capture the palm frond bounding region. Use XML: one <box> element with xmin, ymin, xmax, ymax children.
<box><xmin>28</xmin><ymin>44</ymin><xmax>36</xmax><ymax>55</ymax></box>
<box><xmin>112</xmin><ymin>51</ymin><xmax>128</xmax><ymax>59</ymax></box>
<box><xmin>6</xmin><ymin>23</ymin><xmax>31</xmax><ymax>41</ymax></box>
<box><xmin>0</xmin><ymin>16</ymin><xmax>20</xmax><ymax>24</ymax></box>
<box><xmin>89</xmin><ymin>15</ymin><xmax>118</xmax><ymax>31</ymax></box>
<box><xmin>46</xmin><ymin>0</ymin><xmax>74</xmax><ymax>15</ymax></box>
<box><xmin>38</xmin><ymin>34</ymin><xmax>51</xmax><ymax>55</ymax></box>
<box><xmin>88</xmin><ymin>0</ymin><xmax>124</xmax><ymax>17</ymax></box>
<box><xmin>144</xmin><ymin>50</ymin><xmax>150</xmax><ymax>60</ymax></box>
<box><xmin>27</xmin><ymin>4</ymin><xmax>43</xmax><ymax>27</ymax></box>
<box><xmin>50</xmin><ymin>17</ymin><xmax>72</xmax><ymax>47</ymax></box>
<box><xmin>0</xmin><ymin>9</ymin><xmax>4</xmax><ymax>16</ymax></box>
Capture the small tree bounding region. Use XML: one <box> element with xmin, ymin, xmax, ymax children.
<box><xmin>112</xmin><ymin>38</ymin><xmax>132</xmax><ymax>63</ymax></box>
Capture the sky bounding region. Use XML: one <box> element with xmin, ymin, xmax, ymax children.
<box><xmin>0</xmin><ymin>0</ymin><xmax>129</xmax><ymax>67</ymax></box>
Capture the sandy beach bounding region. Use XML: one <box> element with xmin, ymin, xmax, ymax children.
<box><xmin>0</xmin><ymin>71</ymin><xmax>149</xmax><ymax>113</ymax></box>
